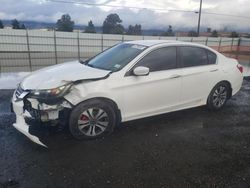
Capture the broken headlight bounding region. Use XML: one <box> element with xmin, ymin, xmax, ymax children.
<box><xmin>29</xmin><ymin>83</ymin><xmax>72</xmax><ymax>99</ymax></box>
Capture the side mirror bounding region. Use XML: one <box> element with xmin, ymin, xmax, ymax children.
<box><xmin>133</xmin><ymin>66</ymin><xmax>150</xmax><ymax>76</ymax></box>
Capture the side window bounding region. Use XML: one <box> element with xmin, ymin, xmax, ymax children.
<box><xmin>207</xmin><ymin>50</ymin><xmax>217</xmax><ymax>64</ymax></box>
<box><xmin>179</xmin><ymin>46</ymin><xmax>208</xmax><ymax>67</ymax></box>
<box><xmin>134</xmin><ymin>47</ymin><xmax>177</xmax><ymax>72</ymax></box>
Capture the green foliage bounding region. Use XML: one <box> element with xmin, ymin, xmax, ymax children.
<box><xmin>84</xmin><ymin>20</ymin><xmax>96</xmax><ymax>33</ymax></box>
<box><xmin>188</xmin><ymin>30</ymin><xmax>198</xmax><ymax>37</ymax></box>
<box><xmin>0</xmin><ymin>20</ymin><xmax>4</xmax><ymax>29</ymax></box>
<box><xmin>162</xmin><ymin>25</ymin><xmax>174</xmax><ymax>36</ymax></box>
<box><xmin>102</xmin><ymin>13</ymin><xmax>124</xmax><ymax>34</ymax></box>
<box><xmin>20</xmin><ymin>24</ymin><xmax>26</xmax><ymax>30</ymax></box>
<box><xmin>11</xmin><ymin>19</ymin><xmax>26</xmax><ymax>30</ymax></box>
<box><xmin>56</xmin><ymin>14</ymin><xmax>74</xmax><ymax>32</ymax></box>
<box><xmin>230</xmin><ymin>31</ymin><xmax>239</xmax><ymax>38</ymax></box>
<box><xmin>11</xmin><ymin>19</ymin><xmax>20</xmax><ymax>29</ymax></box>
<box><xmin>127</xmin><ymin>24</ymin><xmax>142</xmax><ymax>35</ymax></box>
<box><xmin>211</xmin><ymin>30</ymin><xmax>218</xmax><ymax>37</ymax></box>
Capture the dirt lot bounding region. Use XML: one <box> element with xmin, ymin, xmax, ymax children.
<box><xmin>1</xmin><ymin>78</ymin><xmax>250</xmax><ymax>188</ymax></box>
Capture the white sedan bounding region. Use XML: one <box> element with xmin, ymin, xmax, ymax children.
<box><xmin>12</xmin><ymin>40</ymin><xmax>243</xmax><ymax>146</ymax></box>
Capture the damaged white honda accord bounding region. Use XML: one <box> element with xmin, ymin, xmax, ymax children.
<box><xmin>12</xmin><ymin>40</ymin><xmax>243</xmax><ymax>147</ymax></box>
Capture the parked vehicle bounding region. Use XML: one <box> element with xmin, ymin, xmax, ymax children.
<box><xmin>12</xmin><ymin>40</ymin><xmax>244</xmax><ymax>147</ymax></box>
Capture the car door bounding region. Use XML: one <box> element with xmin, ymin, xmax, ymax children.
<box><xmin>120</xmin><ymin>46</ymin><xmax>182</xmax><ymax>121</ymax></box>
<box><xmin>178</xmin><ymin>46</ymin><xmax>220</xmax><ymax>107</ymax></box>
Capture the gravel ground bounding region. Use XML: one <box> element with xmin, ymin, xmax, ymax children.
<box><xmin>1</xmin><ymin>78</ymin><xmax>250</xmax><ymax>188</ymax></box>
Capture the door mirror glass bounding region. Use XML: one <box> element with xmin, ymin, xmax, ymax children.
<box><xmin>133</xmin><ymin>66</ymin><xmax>150</xmax><ymax>76</ymax></box>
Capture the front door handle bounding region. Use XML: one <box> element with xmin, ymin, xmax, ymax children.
<box><xmin>210</xmin><ymin>69</ymin><xmax>218</xmax><ymax>72</ymax></box>
<box><xmin>169</xmin><ymin>74</ymin><xmax>181</xmax><ymax>79</ymax></box>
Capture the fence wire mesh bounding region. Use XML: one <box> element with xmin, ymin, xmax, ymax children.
<box><xmin>0</xmin><ymin>29</ymin><xmax>250</xmax><ymax>73</ymax></box>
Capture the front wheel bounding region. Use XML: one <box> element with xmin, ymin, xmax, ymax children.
<box><xmin>69</xmin><ymin>99</ymin><xmax>117</xmax><ymax>139</ymax></box>
<box><xmin>207</xmin><ymin>82</ymin><xmax>230</xmax><ymax>111</ymax></box>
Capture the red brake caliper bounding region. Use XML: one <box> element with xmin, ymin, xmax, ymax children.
<box><xmin>80</xmin><ymin>114</ymin><xmax>89</xmax><ymax>121</ymax></box>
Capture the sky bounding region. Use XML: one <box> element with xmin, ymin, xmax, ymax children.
<box><xmin>0</xmin><ymin>0</ymin><xmax>250</xmax><ymax>31</ymax></box>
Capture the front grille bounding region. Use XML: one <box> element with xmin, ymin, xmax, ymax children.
<box><xmin>15</xmin><ymin>84</ymin><xmax>25</xmax><ymax>98</ymax></box>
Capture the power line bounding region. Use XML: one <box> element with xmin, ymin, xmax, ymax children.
<box><xmin>46</xmin><ymin>0</ymin><xmax>250</xmax><ymax>20</ymax></box>
<box><xmin>202</xmin><ymin>11</ymin><xmax>250</xmax><ymax>19</ymax></box>
<box><xmin>46</xmin><ymin>0</ymin><xmax>197</xmax><ymax>13</ymax></box>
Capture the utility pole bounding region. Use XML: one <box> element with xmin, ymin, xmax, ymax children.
<box><xmin>197</xmin><ymin>0</ymin><xmax>202</xmax><ymax>37</ymax></box>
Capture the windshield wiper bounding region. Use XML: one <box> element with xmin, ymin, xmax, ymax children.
<box><xmin>79</xmin><ymin>59</ymin><xmax>89</xmax><ymax>65</ymax></box>
<box><xmin>86</xmin><ymin>64</ymin><xmax>94</xmax><ymax>68</ymax></box>
<box><xmin>79</xmin><ymin>59</ymin><xmax>95</xmax><ymax>68</ymax></box>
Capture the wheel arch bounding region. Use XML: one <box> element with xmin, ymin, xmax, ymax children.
<box><xmin>73</xmin><ymin>97</ymin><xmax>122</xmax><ymax>124</ymax></box>
<box><xmin>208</xmin><ymin>80</ymin><xmax>232</xmax><ymax>101</ymax></box>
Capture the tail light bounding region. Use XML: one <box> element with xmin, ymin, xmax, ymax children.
<box><xmin>237</xmin><ymin>64</ymin><xmax>243</xmax><ymax>73</ymax></box>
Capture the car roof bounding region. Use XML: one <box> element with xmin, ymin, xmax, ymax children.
<box><xmin>125</xmin><ymin>40</ymin><xmax>206</xmax><ymax>48</ymax></box>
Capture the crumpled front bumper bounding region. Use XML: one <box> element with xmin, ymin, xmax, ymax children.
<box><xmin>12</xmin><ymin>97</ymin><xmax>48</xmax><ymax>147</ymax></box>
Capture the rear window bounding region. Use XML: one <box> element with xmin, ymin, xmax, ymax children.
<box><xmin>179</xmin><ymin>46</ymin><xmax>217</xmax><ymax>68</ymax></box>
<box><xmin>179</xmin><ymin>46</ymin><xmax>208</xmax><ymax>67</ymax></box>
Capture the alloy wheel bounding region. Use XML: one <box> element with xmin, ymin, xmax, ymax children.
<box><xmin>77</xmin><ymin>108</ymin><xmax>109</xmax><ymax>136</ymax></box>
<box><xmin>212</xmin><ymin>86</ymin><xmax>227</xmax><ymax>108</ymax></box>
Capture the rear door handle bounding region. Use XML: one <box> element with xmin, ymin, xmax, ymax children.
<box><xmin>169</xmin><ymin>74</ymin><xmax>181</xmax><ymax>79</ymax></box>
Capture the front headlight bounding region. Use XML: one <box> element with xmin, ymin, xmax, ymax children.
<box><xmin>29</xmin><ymin>83</ymin><xmax>72</xmax><ymax>99</ymax></box>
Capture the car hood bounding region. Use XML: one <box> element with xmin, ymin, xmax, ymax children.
<box><xmin>21</xmin><ymin>61</ymin><xmax>110</xmax><ymax>90</ymax></box>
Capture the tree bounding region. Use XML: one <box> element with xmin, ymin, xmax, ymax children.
<box><xmin>56</xmin><ymin>14</ymin><xmax>74</xmax><ymax>32</ymax></box>
<box><xmin>188</xmin><ymin>30</ymin><xmax>198</xmax><ymax>37</ymax></box>
<box><xmin>12</xmin><ymin>19</ymin><xmax>20</xmax><ymax>29</ymax></box>
<box><xmin>207</xmin><ymin>28</ymin><xmax>211</xmax><ymax>33</ymax></box>
<box><xmin>102</xmin><ymin>13</ymin><xmax>124</xmax><ymax>34</ymax></box>
<box><xmin>230</xmin><ymin>31</ymin><xmax>239</xmax><ymax>38</ymax></box>
<box><xmin>211</xmin><ymin>30</ymin><xmax>218</xmax><ymax>37</ymax></box>
<box><xmin>84</xmin><ymin>20</ymin><xmax>96</xmax><ymax>33</ymax></box>
<box><xmin>163</xmin><ymin>25</ymin><xmax>174</xmax><ymax>36</ymax></box>
<box><xmin>20</xmin><ymin>23</ymin><xmax>26</xmax><ymax>30</ymax></box>
<box><xmin>0</xmin><ymin>20</ymin><xmax>4</xmax><ymax>29</ymax></box>
<box><xmin>127</xmin><ymin>24</ymin><xmax>142</xmax><ymax>35</ymax></box>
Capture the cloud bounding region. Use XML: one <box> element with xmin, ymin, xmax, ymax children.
<box><xmin>0</xmin><ymin>0</ymin><xmax>249</xmax><ymax>31</ymax></box>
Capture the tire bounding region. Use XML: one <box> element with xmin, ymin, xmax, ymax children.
<box><xmin>69</xmin><ymin>99</ymin><xmax>117</xmax><ymax>140</ymax></box>
<box><xmin>207</xmin><ymin>82</ymin><xmax>230</xmax><ymax>111</ymax></box>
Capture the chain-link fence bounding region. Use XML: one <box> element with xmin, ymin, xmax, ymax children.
<box><xmin>0</xmin><ymin>29</ymin><xmax>250</xmax><ymax>73</ymax></box>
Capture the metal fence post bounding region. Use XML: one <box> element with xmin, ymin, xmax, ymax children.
<box><xmin>122</xmin><ymin>34</ymin><xmax>124</xmax><ymax>42</ymax></box>
<box><xmin>236</xmin><ymin>38</ymin><xmax>241</xmax><ymax>60</ymax></box>
<box><xmin>218</xmin><ymin>37</ymin><xmax>222</xmax><ymax>52</ymax></box>
<box><xmin>205</xmin><ymin>37</ymin><xmax>208</xmax><ymax>46</ymax></box>
<box><xmin>26</xmin><ymin>29</ymin><xmax>32</xmax><ymax>71</ymax></box>
<box><xmin>230</xmin><ymin>38</ymin><xmax>234</xmax><ymax>53</ymax></box>
<box><xmin>191</xmin><ymin>37</ymin><xmax>193</xmax><ymax>42</ymax></box>
<box><xmin>101</xmin><ymin>34</ymin><xmax>104</xmax><ymax>52</ymax></box>
<box><xmin>77</xmin><ymin>31</ymin><xmax>80</xmax><ymax>60</ymax></box>
<box><xmin>54</xmin><ymin>30</ymin><xmax>58</xmax><ymax>64</ymax></box>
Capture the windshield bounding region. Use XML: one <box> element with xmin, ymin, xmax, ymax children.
<box><xmin>86</xmin><ymin>43</ymin><xmax>147</xmax><ymax>72</ymax></box>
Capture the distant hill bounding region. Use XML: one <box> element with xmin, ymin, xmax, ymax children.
<box><xmin>2</xmin><ymin>20</ymin><xmax>77</xmax><ymax>30</ymax></box>
<box><xmin>1</xmin><ymin>20</ymin><xmax>168</xmax><ymax>35</ymax></box>
<box><xmin>3</xmin><ymin>19</ymin><xmax>247</xmax><ymax>35</ymax></box>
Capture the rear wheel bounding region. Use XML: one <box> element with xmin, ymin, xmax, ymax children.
<box><xmin>207</xmin><ymin>82</ymin><xmax>230</xmax><ymax>111</ymax></box>
<box><xmin>69</xmin><ymin>99</ymin><xmax>117</xmax><ymax>139</ymax></box>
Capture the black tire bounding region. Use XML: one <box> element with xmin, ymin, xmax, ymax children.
<box><xmin>207</xmin><ymin>82</ymin><xmax>230</xmax><ymax>111</ymax></box>
<box><xmin>69</xmin><ymin>99</ymin><xmax>117</xmax><ymax>140</ymax></box>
